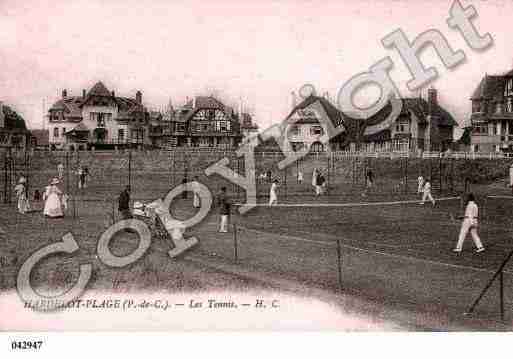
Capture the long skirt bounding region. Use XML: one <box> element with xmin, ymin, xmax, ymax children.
<box><xmin>44</xmin><ymin>193</ymin><xmax>63</xmax><ymax>218</ymax></box>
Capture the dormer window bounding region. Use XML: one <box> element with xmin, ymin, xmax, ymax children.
<box><xmin>472</xmin><ymin>101</ymin><xmax>480</xmax><ymax>113</ymax></box>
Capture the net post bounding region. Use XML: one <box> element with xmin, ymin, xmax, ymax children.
<box><xmin>404</xmin><ymin>154</ymin><xmax>409</xmax><ymax>194</ymax></box>
<box><xmin>233</xmin><ymin>222</ymin><xmax>238</xmax><ymax>263</ymax></box>
<box><xmin>500</xmin><ymin>270</ymin><xmax>504</xmax><ymax>321</ymax></box>
<box><xmin>336</xmin><ymin>239</ymin><xmax>342</xmax><ymax>292</ymax></box>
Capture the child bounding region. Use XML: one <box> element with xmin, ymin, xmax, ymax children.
<box><xmin>34</xmin><ymin>189</ymin><xmax>42</xmax><ymax>202</ymax></box>
<box><xmin>453</xmin><ymin>193</ymin><xmax>485</xmax><ymax>253</ymax></box>
<box><xmin>269</xmin><ymin>179</ymin><xmax>279</xmax><ymax>205</ymax></box>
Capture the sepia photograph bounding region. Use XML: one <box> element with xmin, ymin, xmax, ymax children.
<box><xmin>1</xmin><ymin>0</ymin><xmax>513</xmax><ymax>355</ymax></box>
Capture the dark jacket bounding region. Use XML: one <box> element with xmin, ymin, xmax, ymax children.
<box><xmin>118</xmin><ymin>190</ymin><xmax>130</xmax><ymax>211</ymax></box>
<box><xmin>217</xmin><ymin>192</ymin><xmax>231</xmax><ymax>215</ymax></box>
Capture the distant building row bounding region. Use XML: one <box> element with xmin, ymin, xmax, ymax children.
<box><xmin>45</xmin><ymin>81</ymin><xmax>259</xmax><ymax>150</ymax></box>
<box><xmin>282</xmin><ymin>88</ymin><xmax>457</xmax><ymax>153</ymax></box>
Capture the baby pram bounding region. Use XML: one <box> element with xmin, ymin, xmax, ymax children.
<box><xmin>132</xmin><ymin>200</ymin><xmax>187</xmax><ymax>243</ymax></box>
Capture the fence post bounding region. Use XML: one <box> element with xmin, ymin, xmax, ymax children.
<box><xmin>336</xmin><ymin>239</ymin><xmax>342</xmax><ymax>292</ymax></box>
<box><xmin>233</xmin><ymin>223</ymin><xmax>238</xmax><ymax>263</ymax></box>
<box><xmin>404</xmin><ymin>155</ymin><xmax>409</xmax><ymax>194</ymax></box>
<box><xmin>439</xmin><ymin>153</ymin><xmax>443</xmax><ymax>195</ymax></box>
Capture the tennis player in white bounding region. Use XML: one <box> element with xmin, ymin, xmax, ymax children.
<box><xmin>269</xmin><ymin>179</ymin><xmax>279</xmax><ymax>205</ymax></box>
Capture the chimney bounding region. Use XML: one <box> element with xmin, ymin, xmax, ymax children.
<box><xmin>0</xmin><ymin>101</ymin><xmax>4</xmax><ymax>128</ymax></box>
<box><xmin>82</xmin><ymin>89</ymin><xmax>86</xmax><ymax>99</ymax></box>
<box><xmin>62</xmin><ymin>89</ymin><xmax>67</xmax><ymax>98</ymax></box>
<box><xmin>239</xmin><ymin>98</ymin><xmax>243</xmax><ymax>117</ymax></box>
<box><xmin>428</xmin><ymin>87</ymin><xmax>437</xmax><ymax>114</ymax></box>
<box><xmin>192</xmin><ymin>96</ymin><xmax>196</xmax><ymax>109</ymax></box>
<box><xmin>136</xmin><ymin>91</ymin><xmax>142</xmax><ymax>104</ymax></box>
<box><xmin>291</xmin><ymin>91</ymin><xmax>297</xmax><ymax>110</ymax></box>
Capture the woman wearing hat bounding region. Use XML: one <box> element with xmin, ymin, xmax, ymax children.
<box><xmin>43</xmin><ymin>178</ymin><xmax>64</xmax><ymax>218</ymax></box>
<box><xmin>14</xmin><ymin>176</ymin><xmax>30</xmax><ymax>214</ymax></box>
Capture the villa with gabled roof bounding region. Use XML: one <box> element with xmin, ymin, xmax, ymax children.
<box><xmin>468</xmin><ymin>70</ymin><xmax>513</xmax><ymax>152</ymax></box>
<box><xmin>46</xmin><ymin>81</ymin><xmax>149</xmax><ymax>150</ymax></box>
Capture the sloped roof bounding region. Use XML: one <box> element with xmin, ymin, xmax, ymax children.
<box><xmin>87</xmin><ymin>81</ymin><xmax>111</xmax><ymax>97</ymax></box>
<box><xmin>195</xmin><ymin>96</ymin><xmax>225</xmax><ymax>110</ymax></box>
<box><xmin>2</xmin><ymin>105</ymin><xmax>27</xmax><ymax>130</ymax></box>
<box><xmin>287</xmin><ymin>95</ymin><xmax>345</xmax><ymax>128</ymax></box>
<box><xmin>50</xmin><ymin>97</ymin><xmax>83</xmax><ymax>118</ymax></box>
<box><xmin>471</xmin><ymin>75</ymin><xmax>505</xmax><ymax>100</ymax></box>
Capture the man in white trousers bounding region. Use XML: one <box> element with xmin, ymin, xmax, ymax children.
<box><xmin>269</xmin><ymin>179</ymin><xmax>279</xmax><ymax>205</ymax></box>
<box><xmin>420</xmin><ymin>178</ymin><xmax>435</xmax><ymax>206</ymax></box>
<box><xmin>217</xmin><ymin>187</ymin><xmax>230</xmax><ymax>233</ymax></box>
<box><xmin>453</xmin><ymin>193</ymin><xmax>485</xmax><ymax>253</ymax></box>
<box><xmin>192</xmin><ymin>176</ymin><xmax>200</xmax><ymax>208</ymax></box>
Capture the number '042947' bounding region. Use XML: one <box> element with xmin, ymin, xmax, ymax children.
<box><xmin>11</xmin><ymin>340</ymin><xmax>43</xmax><ymax>350</ymax></box>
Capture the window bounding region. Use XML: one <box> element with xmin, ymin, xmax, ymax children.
<box><xmin>310</xmin><ymin>126</ymin><xmax>323</xmax><ymax>136</ymax></box>
<box><xmin>472</xmin><ymin>101</ymin><xmax>480</xmax><ymax>113</ymax></box>
<box><xmin>53</xmin><ymin>127</ymin><xmax>59</xmax><ymax>138</ymax></box>
<box><xmin>496</xmin><ymin>103</ymin><xmax>502</xmax><ymax>114</ymax></box>
<box><xmin>118</xmin><ymin>129</ymin><xmax>125</xmax><ymax>142</ymax></box>
<box><xmin>62</xmin><ymin>127</ymin><xmax>66</xmax><ymax>136</ymax></box>
<box><xmin>290</xmin><ymin>126</ymin><xmax>300</xmax><ymax>136</ymax></box>
<box><xmin>473</xmin><ymin>123</ymin><xmax>488</xmax><ymax>135</ymax></box>
<box><xmin>507</xmin><ymin>98</ymin><xmax>513</xmax><ymax>113</ymax></box>
<box><xmin>220</xmin><ymin>121</ymin><xmax>227</xmax><ymax>132</ymax></box>
<box><xmin>177</xmin><ymin>123</ymin><xmax>185</xmax><ymax>132</ymax></box>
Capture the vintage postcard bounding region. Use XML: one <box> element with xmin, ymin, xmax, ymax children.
<box><xmin>1</xmin><ymin>0</ymin><xmax>513</xmax><ymax>350</ymax></box>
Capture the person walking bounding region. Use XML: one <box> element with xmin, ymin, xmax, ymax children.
<box><xmin>182</xmin><ymin>177</ymin><xmax>188</xmax><ymax>199</ymax></box>
<box><xmin>77</xmin><ymin>166</ymin><xmax>84</xmax><ymax>190</ymax></box>
<box><xmin>315</xmin><ymin>171</ymin><xmax>324</xmax><ymax>196</ymax></box>
<box><xmin>269</xmin><ymin>179</ymin><xmax>279</xmax><ymax>205</ymax></box>
<box><xmin>82</xmin><ymin>166</ymin><xmax>90</xmax><ymax>188</ymax></box>
<box><xmin>217</xmin><ymin>187</ymin><xmax>230</xmax><ymax>233</ymax></box>
<box><xmin>14</xmin><ymin>177</ymin><xmax>30</xmax><ymax>214</ymax></box>
<box><xmin>362</xmin><ymin>169</ymin><xmax>374</xmax><ymax>197</ymax></box>
<box><xmin>192</xmin><ymin>176</ymin><xmax>201</xmax><ymax>208</ymax></box>
<box><xmin>417</xmin><ymin>175</ymin><xmax>424</xmax><ymax>194</ymax></box>
<box><xmin>57</xmin><ymin>163</ymin><xmax>64</xmax><ymax>179</ymax></box>
<box><xmin>43</xmin><ymin>178</ymin><xmax>64</xmax><ymax>218</ymax></box>
<box><xmin>420</xmin><ymin>178</ymin><xmax>435</xmax><ymax>206</ymax></box>
<box><xmin>509</xmin><ymin>163</ymin><xmax>513</xmax><ymax>195</ymax></box>
<box><xmin>312</xmin><ymin>167</ymin><xmax>318</xmax><ymax>191</ymax></box>
<box><xmin>118</xmin><ymin>186</ymin><xmax>132</xmax><ymax>220</ymax></box>
<box><xmin>453</xmin><ymin>193</ymin><xmax>485</xmax><ymax>253</ymax></box>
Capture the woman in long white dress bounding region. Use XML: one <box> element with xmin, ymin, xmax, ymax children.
<box><xmin>43</xmin><ymin>178</ymin><xmax>64</xmax><ymax>218</ymax></box>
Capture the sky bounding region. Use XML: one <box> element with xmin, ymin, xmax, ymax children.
<box><xmin>1</xmin><ymin>0</ymin><xmax>512</xmax><ymax>139</ymax></box>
